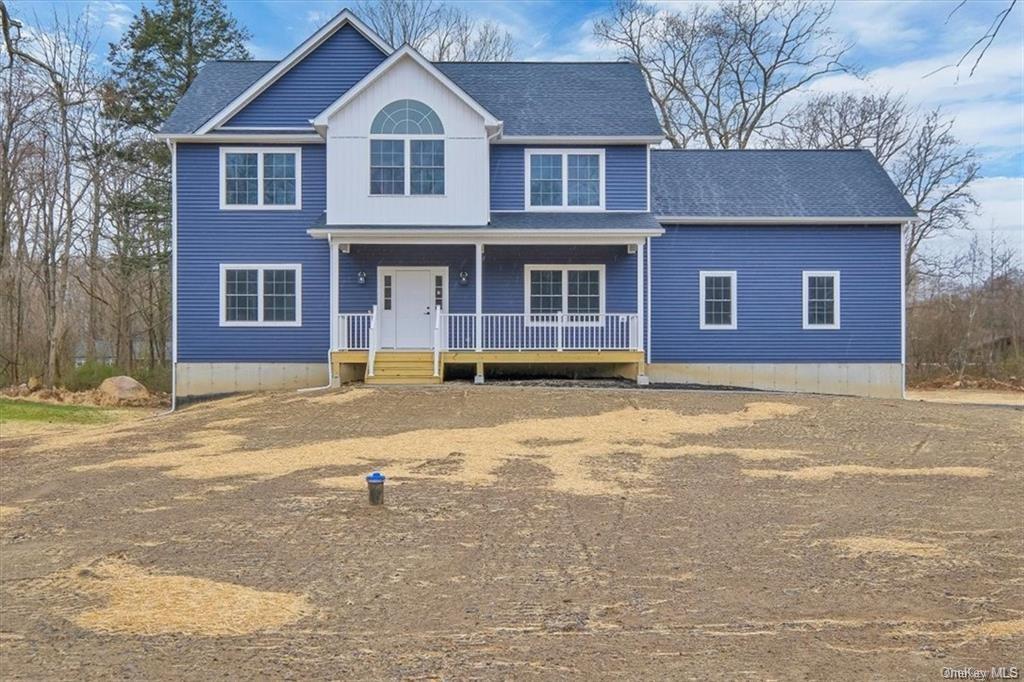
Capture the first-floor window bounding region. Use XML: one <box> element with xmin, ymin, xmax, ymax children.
<box><xmin>525</xmin><ymin>265</ymin><xmax>604</xmax><ymax>322</ymax></box>
<box><xmin>803</xmin><ymin>270</ymin><xmax>840</xmax><ymax>329</ymax></box>
<box><xmin>220</xmin><ymin>264</ymin><xmax>302</xmax><ymax>326</ymax></box>
<box><xmin>699</xmin><ymin>270</ymin><xmax>737</xmax><ymax>330</ymax></box>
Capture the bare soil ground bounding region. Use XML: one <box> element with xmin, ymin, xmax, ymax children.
<box><xmin>1</xmin><ymin>385</ymin><xmax>1021</xmax><ymax>679</ymax></box>
<box><xmin>907</xmin><ymin>388</ymin><xmax>1024</xmax><ymax>407</ymax></box>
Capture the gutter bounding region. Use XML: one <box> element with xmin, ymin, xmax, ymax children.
<box><xmin>656</xmin><ymin>215</ymin><xmax>921</xmax><ymax>225</ymax></box>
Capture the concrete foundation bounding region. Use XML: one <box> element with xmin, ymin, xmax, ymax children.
<box><xmin>176</xmin><ymin>362</ymin><xmax>330</xmax><ymax>397</ymax></box>
<box><xmin>646</xmin><ymin>362</ymin><xmax>904</xmax><ymax>399</ymax></box>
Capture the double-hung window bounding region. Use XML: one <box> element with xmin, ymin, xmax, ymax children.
<box><xmin>220</xmin><ymin>148</ymin><xmax>301</xmax><ymax>209</ymax></box>
<box><xmin>803</xmin><ymin>271</ymin><xmax>840</xmax><ymax>329</ymax></box>
<box><xmin>369</xmin><ymin>99</ymin><xmax>445</xmax><ymax>196</ymax></box>
<box><xmin>526</xmin><ymin>149</ymin><xmax>604</xmax><ymax>210</ymax></box>
<box><xmin>525</xmin><ymin>265</ymin><xmax>604</xmax><ymax>324</ymax></box>
<box><xmin>220</xmin><ymin>264</ymin><xmax>302</xmax><ymax>326</ymax></box>
<box><xmin>699</xmin><ymin>271</ymin><xmax>737</xmax><ymax>330</ymax></box>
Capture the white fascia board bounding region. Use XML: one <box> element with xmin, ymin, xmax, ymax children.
<box><xmin>311</xmin><ymin>46</ymin><xmax>501</xmax><ymax>133</ymax></box>
<box><xmin>306</xmin><ymin>228</ymin><xmax>663</xmax><ymax>243</ymax></box>
<box><xmin>655</xmin><ymin>215</ymin><xmax>921</xmax><ymax>225</ymax></box>
<box><xmin>155</xmin><ymin>133</ymin><xmax>325</xmax><ymax>143</ymax></box>
<box><xmin>195</xmin><ymin>10</ymin><xmax>393</xmax><ymax>135</ymax></box>
<box><xmin>494</xmin><ymin>135</ymin><xmax>664</xmax><ymax>145</ymax></box>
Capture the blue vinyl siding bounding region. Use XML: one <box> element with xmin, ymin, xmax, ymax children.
<box><xmin>225</xmin><ymin>25</ymin><xmax>387</xmax><ymax>128</ymax></box>
<box><xmin>340</xmin><ymin>244</ymin><xmax>636</xmax><ymax>314</ymax></box>
<box><xmin>490</xmin><ymin>145</ymin><xmax>647</xmax><ymax>211</ymax></box>
<box><xmin>483</xmin><ymin>245</ymin><xmax>636</xmax><ymax>312</ymax></box>
<box><xmin>650</xmin><ymin>225</ymin><xmax>902</xmax><ymax>363</ymax></box>
<box><xmin>176</xmin><ymin>143</ymin><xmax>329</xmax><ymax>362</ymax></box>
<box><xmin>340</xmin><ymin>246</ymin><xmax>476</xmax><ymax>314</ymax></box>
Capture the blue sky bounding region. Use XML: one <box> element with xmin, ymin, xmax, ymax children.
<box><xmin>14</xmin><ymin>0</ymin><xmax>1024</xmax><ymax>254</ymax></box>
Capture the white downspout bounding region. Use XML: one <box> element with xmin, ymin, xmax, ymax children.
<box><xmin>298</xmin><ymin>235</ymin><xmax>338</xmax><ymax>393</ymax></box>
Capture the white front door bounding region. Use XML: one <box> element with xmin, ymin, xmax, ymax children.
<box><xmin>378</xmin><ymin>267</ymin><xmax>446</xmax><ymax>349</ymax></box>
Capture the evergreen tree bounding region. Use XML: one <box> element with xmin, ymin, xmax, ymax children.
<box><xmin>105</xmin><ymin>0</ymin><xmax>251</xmax><ymax>132</ymax></box>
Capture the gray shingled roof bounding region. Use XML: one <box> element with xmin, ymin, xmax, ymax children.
<box><xmin>435</xmin><ymin>62</ymin><xmax>662</xmax><ymax>137</ymax></box>
<box><xmin>161</xmin><ymin>61</ymin><xmax>276</xmax><ymax>134</ymax></box>
<box><xmin>311</xmin><ymin>212</ymin><xmax>661</xmax><ymax>231</ymax></box>
<box><xmin>161</xmin><ymin>58</ymin><xmax>663</xmax><ymax>137</ymax></box>
<box><xmin>651</xmin><ymin>149</ymin><xmax>916</xmax><ymax>219</ymax></box>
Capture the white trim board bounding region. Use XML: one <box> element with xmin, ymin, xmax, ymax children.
<box><xmin>657</xmin><ymin>215</ymin><xmax>919</xmax><ymax>225</ymax></box>
<box><xmin>307</xmin><ymin>228</ymin><xmax>663</xmax><ymax>243</ymax></box>
<box><xmin>197</xmin><ymin>10</ymin><xmax>393</xmax><ymax>135</ymax></box>
<box><xmin>494</xmin><ymin>135</ymin><xmax>664</xmax><ymax>145</ymax></box>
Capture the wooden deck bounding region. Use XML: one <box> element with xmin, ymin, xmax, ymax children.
<box><xmin>330</xmin><ymin>350</ymin><xmax>645</xmax><ymax>384</ymax></box>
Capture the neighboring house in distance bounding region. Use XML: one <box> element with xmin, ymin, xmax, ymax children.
<box><xmin>157</xmin><ymin>10</ymin><xmax>917</xmax><ymax>400</ymax></box>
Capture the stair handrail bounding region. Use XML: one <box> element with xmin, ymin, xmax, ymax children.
<box><xmin>432</xmin><ymin>305</ymin><xmax>442</xmax><ymax>377</ymax></box>
<box><xmin>367</xmin><ymin>305</ymin><xmax>379</xmax><ymax>378</ymax></box>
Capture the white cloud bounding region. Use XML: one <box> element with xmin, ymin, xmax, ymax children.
<box><xmin>927</xmin><ymin>176</ymin><xmax>1024</xmax><ymax>256</ymax></box>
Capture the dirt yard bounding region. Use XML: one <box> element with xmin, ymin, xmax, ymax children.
<box><xmin>1</xmin><ymin>385</ymin><xmax>1021</xmax><ymax>679</ymax></box>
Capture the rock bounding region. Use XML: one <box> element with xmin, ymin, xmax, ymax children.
<box><xmin>26</xmin><ymin>376</ymin><xmax>42</xmax><ymax>392</ymax></box>
<box><xmin>98</xmin><ymin>376</ymin><xmax>149</xmax><ymax>403</ymax></box>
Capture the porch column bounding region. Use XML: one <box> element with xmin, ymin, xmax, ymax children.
<box><xmin>328</xmin><ymin>236</ymin><xmax>339</xmax><ymax>387</ymax></box>
<box><xmin>329</xmin><ymin>236</ymin><xmax>338</xmax><ymax>351</ymax></box>
<box><xmin>474</xmin><ymin>242</ymin><xmax>484</xmax><ymax>383</ymax></box>
<box><xmin>636</xmin><ymin>239</ymin><xmax>649</xmax><ymax>385</ymax></box>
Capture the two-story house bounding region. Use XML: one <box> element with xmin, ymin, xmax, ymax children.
<box><xmin>157</xmin><ymin>10</ymin><xmax>917</xmax><ymax>400</ymax></box>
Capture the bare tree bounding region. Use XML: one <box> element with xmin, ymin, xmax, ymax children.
<box><xmin>2</xmin><ymin>2</ymin><xmax>98</xmax><ymax>384</ymax></box>
<box><xmin>358</xmin><ymin>0</ymin><xmax>514</xmax><ymax>61</ymax></box>
<box><xmin>895</xmin><ymin>111</ymin><xmax>980</xmax><ymax>284</ymax></box>
<box><xmin>933</xmin><ymin>0</ymin><xmax>1020</xmax><ymax>78</ymax></box>
<box><xmin>772</xmin><ymin>93</ymin><xmax>979</xmax><ymax>286</ymax></box>
<box><xmin>594</xmin><ymin>0</ymin><xmax>851</xmax><ymax>148</ymax></box>
<box><xmin>770</xmin><ymin>91</ymin><xmax>913</xmax><ymax>165</ymax></box>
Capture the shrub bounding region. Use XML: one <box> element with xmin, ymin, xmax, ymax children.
<box><xmin>65</xmin><ymin>361</ymin><xmax>120</xmax><ymax>391</ymax></box>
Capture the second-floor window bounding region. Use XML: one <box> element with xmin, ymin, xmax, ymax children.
<box><xmin>220</xmin><ymin>147</ymin><xmax>301</xmax><ymax>210</ymax></box>
<box><xmin>526</xmin><ymin>149</ymin><xmax>604</xmax><ymax>211</ymax></box>
<box><xmin>370</xmin><ymin>99</ymin><xmax>445</xmax><ymax>196</ymax></box>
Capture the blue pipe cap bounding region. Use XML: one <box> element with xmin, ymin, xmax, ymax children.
<box><xmin>366</xmin><ymin>472</ymin><xmax>386</xmax><ymax>483</ymax></box>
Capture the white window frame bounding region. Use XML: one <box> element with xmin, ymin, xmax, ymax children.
<box><xmin>368</xmin><ymin>135</ymin><xmax>446</xmax><ymax>197</ymax></box>
<box><xmin>699</xmin><ymin>270</ymin><xmax>737</xmax><ymax>330</ymax></box>
<box><xmin>523</xmin><ymin>264</ymin><xmax>606</xmax><ymax>326</ymax></box>
<box><xmin>219</xmin><ymin>263</ymin><xmax>302</xmax><ymax>327</ymax></box>
<box><xmin>219</xmin><ymin>147</ymin><xmax>302</xmax><ymax>210</ymax></box>
<box><xmin>802</xmin><ymin>270</ymin><xmax>841</xmax><ymax>330</ymax></box>
<box><xmin>525</xmin><ymin>148</ymin><xmax>605</xmax><ymax>212</ymax></box>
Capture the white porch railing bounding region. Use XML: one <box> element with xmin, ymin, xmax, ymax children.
<box><xmin>335</xmin><ymin>312</ymin><xmax>373</xmax><ymax>350</ymax></box>
<box><xmin>335</xmin><ymin>311</ymin><xmax>640</xmax><ymax>365</ymax></box>
<box><xmin>367</xmin><ymin>305</ymin><xmax>379</xmax><ymax>377</ymax></box>
<box><xmin>442</xmin><ymin>313</ymin><xmax>639</xmax><ymax>352</ymax></box>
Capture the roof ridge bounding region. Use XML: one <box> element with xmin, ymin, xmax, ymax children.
<box><xmin>436</xmin><ymin>60</ymin><xmax>634</xmax><ymax>65</ymax></box>
<box><xmin>652</xmin><ymin>148</ymin><xmax>872</xmax><ymax>153</ymax></box>
<box><xmin>210</xmin><ymin>59</ymin><xmax>278</xmax><ymax>63</ymax></box>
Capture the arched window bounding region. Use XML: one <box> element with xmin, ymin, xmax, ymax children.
<box><xmin>369</xmin><ymin>100</ymin><xmax>445</xmax><ymax>196</ymax></box>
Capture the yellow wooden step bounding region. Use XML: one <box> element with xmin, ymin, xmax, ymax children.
<box><xmin>365</xmin><ymin>375</ymin><xmax>442</xmax><ymax>385</ymax></box>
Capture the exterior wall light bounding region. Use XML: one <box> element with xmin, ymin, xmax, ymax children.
<box><xmin>458</xmin><ymin>271</ymin><xmax>469</xmax><ymax>286</ymax></box>
<box><xmin>357</xmin><ymin>271</ymin><xmax>367</xmax><ymax>285</ymax></box>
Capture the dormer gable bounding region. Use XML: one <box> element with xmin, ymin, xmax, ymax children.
<box><xmin>321</xmin><ymin>46</ymin><xmax>498</xmax><ymax>226</ymax></box>
<box><xmin>199</xmin><ymin>10</ymin><xmax>391</xmax><ymax>133</ymax></box>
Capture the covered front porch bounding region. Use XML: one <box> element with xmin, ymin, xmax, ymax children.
<box><xmin>314</xmin><ymin>229</ymin><xmax>653</xmax><ymax>385</ymax></box>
